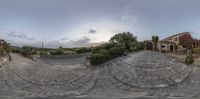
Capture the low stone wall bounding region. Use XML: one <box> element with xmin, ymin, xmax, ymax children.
<box><xmin>40</xmin><ymin>53</ymin><xmax>90</xmax><ymax>59</ymax></box>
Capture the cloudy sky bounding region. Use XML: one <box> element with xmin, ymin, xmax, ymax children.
<box><xmin>0</xmin><ymin>0</ymin><xmax>200</xmax><ymax>48</ymax></box>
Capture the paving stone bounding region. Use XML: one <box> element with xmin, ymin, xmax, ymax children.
<box><xmin>0</xmin><ymin>51</ymin><xmax>199</xmax><ymax>98</ymax></box>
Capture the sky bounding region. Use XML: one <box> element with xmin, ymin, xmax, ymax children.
<box><xmin>1</xmin><ymin>0</ymin><xmax>200</xmax><ymax>48</ymax></box>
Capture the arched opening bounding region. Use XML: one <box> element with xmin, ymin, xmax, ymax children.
<box><xmin>146</xmin><ymin>42</ymin><xmax>153</xmax><ymax>50</ymax></box>
<box><xmin>170</xmin><ymin>45</ymin><xmax>174</xmax><ymax>52</ymax></box>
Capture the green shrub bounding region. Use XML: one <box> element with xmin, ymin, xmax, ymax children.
<box><xmin>135</xmin><ymin>42</ymin><xmax>145</xmax><ymax>51</ymax></box>
<box><xmin>109</xmin><ymin>47</ymin><xmax>124</xmax><ymax>57</ymax></box>
<box><xmin>39</xmin><ymin>51</ymin><xmax>48</xmax><ymax>56</ymax></box>
<box><xmin>89</xmin><ymin>32</ymin><xmax>140</xmax><ymax>65</ymax></box>
<box><xmin>0</xmin><ymin>49</ymin><xmax>6</xmax><ymax>56</ymax></box>
<box><xmin>75</xmin><ymin>47</ymin><xmax>91</xmax><ymax>53</ymax></box>
<box><xmin>98</xmin><ymin>49</ymin><xmax>109</xmax><ymax>54</ymax></box>
<box><xmin>11</xmin><ymin>49</ymin><xmax>21</xmax><ymax>53</ymax></box>
<box><xmin>22</xmin><ymin>46</ymin><xmax>33</xmax><ymax>57</ymax></box>
<box><xmin>92</xmin><ymin>43</ymin><xmax>116</xmax><ymax>54</ymax></box>
<box><xmin>90</xmin><ymin>53</ymin><xmax>107</xmax><ymax>65</ymax></box>
<box><xmin>116</xmin><ymin>43</ymin><xmax>127</xmax><ymax>52</ymax></box>
<box><xmin>101</xmin><ymin>43</ymin><xmax>116</xmax><ymax>49</ymax></box>
<box><xmin>185</xmin><ymin>54</ymin><xmax>194</xmax><ymax>65</ymax></box>
<box><xmin>90</xmin><ymin>43</ymin><xmax>126</xmax><ymax>65</ymax></box>
<box><xmin>50</xmin><ymin>49</ymin><xmax>64</xmax><ymax>55</ymax></box>
<box><xmin>98</xmin><ymin>49</ymin><xmax>111</xmax><ymax>59</ymax></box>
<box><xmin>31</xmin><ymin>50</ymin><xmax>37</xmax><ymax>55</ymax></box>
<box><xmin>5</xmin><ymin>48</ymin><xmax>10</xmax><ymax>53</ymax></box>
<box><xmin>92</xmin><ymin>46</ymin><xmax>104</xmax><ymax>54</ymax></box>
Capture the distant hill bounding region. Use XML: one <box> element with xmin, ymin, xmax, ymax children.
<box><xmin>85</xmin><ymin>42</ymin><xmax>108</xmax><ymax>47</ymax></box>
<box><xmin>10</xmin><ymin>46</ymin><xmax>21</xmax><ymax>49</ymax></box>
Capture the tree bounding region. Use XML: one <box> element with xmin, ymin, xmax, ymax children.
<box><xmin>179</xmin><ymin>34</ymin><xmax>193</xmax><ymax>52</ymax></box>
<box><xmin>152</xmin><ymin>35</ymin><xmax>159</xmax><ymax>51</ymax></box>
<box><xmin>109</xmin><ymin>32</ymin><xmax>137</xmax><ymax>51</ymax></box>
<box><xmin>22</xmin><ymin>46</ymin><xmax>33</xmax><ymax>57</ymax></box>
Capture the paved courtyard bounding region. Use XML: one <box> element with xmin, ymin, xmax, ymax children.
<box><xmin>0</xmin><ymin>51</ymin><xmax>200</xmax><ymax>99</ymax></box>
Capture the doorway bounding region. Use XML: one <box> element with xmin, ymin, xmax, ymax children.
<box><xmin>170</xmin><ymin>45</ymin><xmax>174</xmax><ymax>52</ymax></box>
<box><xmin>146</xmin><ymin>42</ymin><xmax>153</xmax><ymax>50</ymax></box>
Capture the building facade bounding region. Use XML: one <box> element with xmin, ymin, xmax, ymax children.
<box><xmin>145</xmin><ymin>32</ymin><xmax>200</xmax><ymax>53</ymax></box>
<box><xmin>0</xmin><ymin>39</ymin><xmax>8</xmax><ymax>49</ymax></box>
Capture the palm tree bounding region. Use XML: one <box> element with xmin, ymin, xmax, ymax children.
<box><xmin>152</xmin><ymin>35</ymin><xmax>159</xmax><ymax>51</ymax></box>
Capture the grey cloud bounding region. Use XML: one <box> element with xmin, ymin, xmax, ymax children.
<box><xmin>68</xmin><ymin>37</ymin><xmax>91</xmax><ymax>47</ymax></box>
<box><xmin>88</xmin><ymin>29</ymin><xmax>97</xmax><ymax>34</ymax></box>
<box><xmin>7</xmin><ymin>31</ymin><xmax>35</xmax><ymax>41</ymax></box>
<box><xmin>60</xmin><ymin>37</ymin><xmax>68</xmax><ymax>41</ymax></box>
<box><xmin>42</xmin><ymin>40</ymin><xmax>63</xmax><ymax>48</ymax></box>
<box><xmin>118</xmin><ymin>6</ymin><xmax>137</xmax><ymax>22</ymax></box>
<box><xmin>38</xmin><ymin>37</ymin><xmax>91</xmax><ymax>48</ymax></box>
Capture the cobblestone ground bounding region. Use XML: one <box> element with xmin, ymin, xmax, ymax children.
<box><xmin>0</xmin><ymin>51</ymin><xmax>200</xmax><ymax>99</ymax></box>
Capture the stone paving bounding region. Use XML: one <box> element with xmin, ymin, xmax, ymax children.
<box><xmin>0</xmin><ymin>51</ymin><xmax>200</xmax><ymax>99</ymax></box>
<box><xmin>108</xmin><ymin>51</ymin><xmax>192</xmax><ymax>88</ymax></box>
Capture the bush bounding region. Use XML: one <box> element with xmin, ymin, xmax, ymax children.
<box><xmin>11</xmin><ymin>49</ymin><xmax>21</xmax><ymax>53</ymax></box>
<box><xmin>185</xmin><ymin>54</ymin><xmax>194</xmax><ymax>65</ymax></box>
<box><xmin>22</xmin><ymin>46</ymin><xmax>33</xmax><ymax>57</ymax></box>
<box><xmin>98</xmin><ymin>49</ymin><xmax>109</xmax><ymax>54</ymax></box>
<box><xmin>91</xmin><ymin>43</ymin><xmax>116</xmax><ymax>54</ymax></box>
<box><xmin>75</xmin><ymin>47</ymin><xmax>91</xmax><ymax>53</ymax></box>
<box><xmin>5</xmin><ymin>48</ymin><xmax>10</xmax><ymax>53</ymax></box>
<box><xmin>50</xmin><ymin>49</ymin><xmax>64</xmax><ymax>55</ymax></box>
<box><xmin>133</xmin><ymin>42</ymin><xmax>145</xmax><ymax>51</ymax></box>
<box><xmin>0</xmin><ymin>49</ymin><xmax>6</xmax><ymax>56</ymax></box>
<box><xmin>89</xmin><ymin>32</ymin><xmax>141</xmax><ymax>65</ymax></box>
<box><xmin>90</xmin><ymin>43</ymin><xmax>126</xmax><ymax>65</ymax></box>
<box><xmin>31</xmin><ymin>50</ymin><xmax>37</xmax><ymax>55</ymax></box>
<box><xmin>101</xmin><ymin>43</ymin><xmax>116</xmax><ymax>49</ymax></box>
<box><xmin>90</xmin><ymin>53</ymin><xmax>107</xmax><ymax>65</ymax></box>
<box><xmin>92</xmin><ymin>45</ymin><xmax>104</xmax><ymax>54</ymax></box>
<box><xmin>98</xmin><ymin>49</ymin><xmax>111</xmax><ymax>59</ymax></box>
<box><xmin>39</xmin><ymin>51</ymin><xmax>48</xmax><ymax>56</ymax></box>
<box><xmin>109</xmin><ymin>47</ymin><xmax>124</xmax><ymax>57</ymax></box>
<box><xmin>116</xmin><ymin>43</ymin><xmax>127</xmax><ymax>52</ymax></box>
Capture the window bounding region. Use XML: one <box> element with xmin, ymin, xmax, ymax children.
<box><xmin>161</xmin><ymin>45</ymin><xmax>165</xmax><ymax>48</ymax></box>
<box><xmin>175</xmin><ymin>37</ymin><xmax>177</xmax><ymax>41</ymax></box>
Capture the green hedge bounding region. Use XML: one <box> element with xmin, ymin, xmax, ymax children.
<box><xmin>98</xmin><ymin>49</ymin><xmax>111</xmax><ymax>60</ymax></box>
<box><xmin>90</xmin><ymin>43</ymin><xmax>125</xmax><ymax>65</ymax></box>
<box><xmin>22</xmin><ymin>46</ymin><xmax>33</xmax><ymax>57</ymax></box>
<box><xmin>90</xmin><ymin>53</ymin><xmax>107</xmax><ymax>65</ymax></box>
<box><xmin>50</xmin><ymin>49</ymin><xmax>64</xmax><ymax>55</ymax></box>
<box><xmin>109</xmin><ymin>47</ymin><xmax>124</xmax><ymax>57</ymax></box>
<box><xmin>0</xmin><ymin>49</ymin><xmax>6</xmax><ymax>56</ymax></box>
<box><xmin>91</xmin><ymin>43</ymin><xmax>116</xmax><ymax>54</ymax></box>
<box><xmin>75</xmin><ymin>47</ymin><xmax>91</xmax><ymax>53</ymax></box>
<box><xmin>11</xmin><ymin>48</ymin><xmax>21</xmax><ymax>53</ymax></box>
<box><xmin>39</xmin><ymin>51</ymin><xmax>48</xmax><ymax>56</ymax></box>
<box><xmin>31</xmin><ymin>50</ymin><xmax>37</xmax><ymax>55</ymax></box>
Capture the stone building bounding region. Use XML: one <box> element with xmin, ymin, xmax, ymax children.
<box><xmin>0</xmin><ymin>39</ymin><xmax>7</xmax><ymax>49</ymax></box>
<box><xmin>145</xmin><ymin>32</ymin><xmax>200</xmax><ymax>53</ymax></box>
<box><xmin>144</xmin><ymin>40</ymin><xmax>154</xmax><ymax>50</ymax></box>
